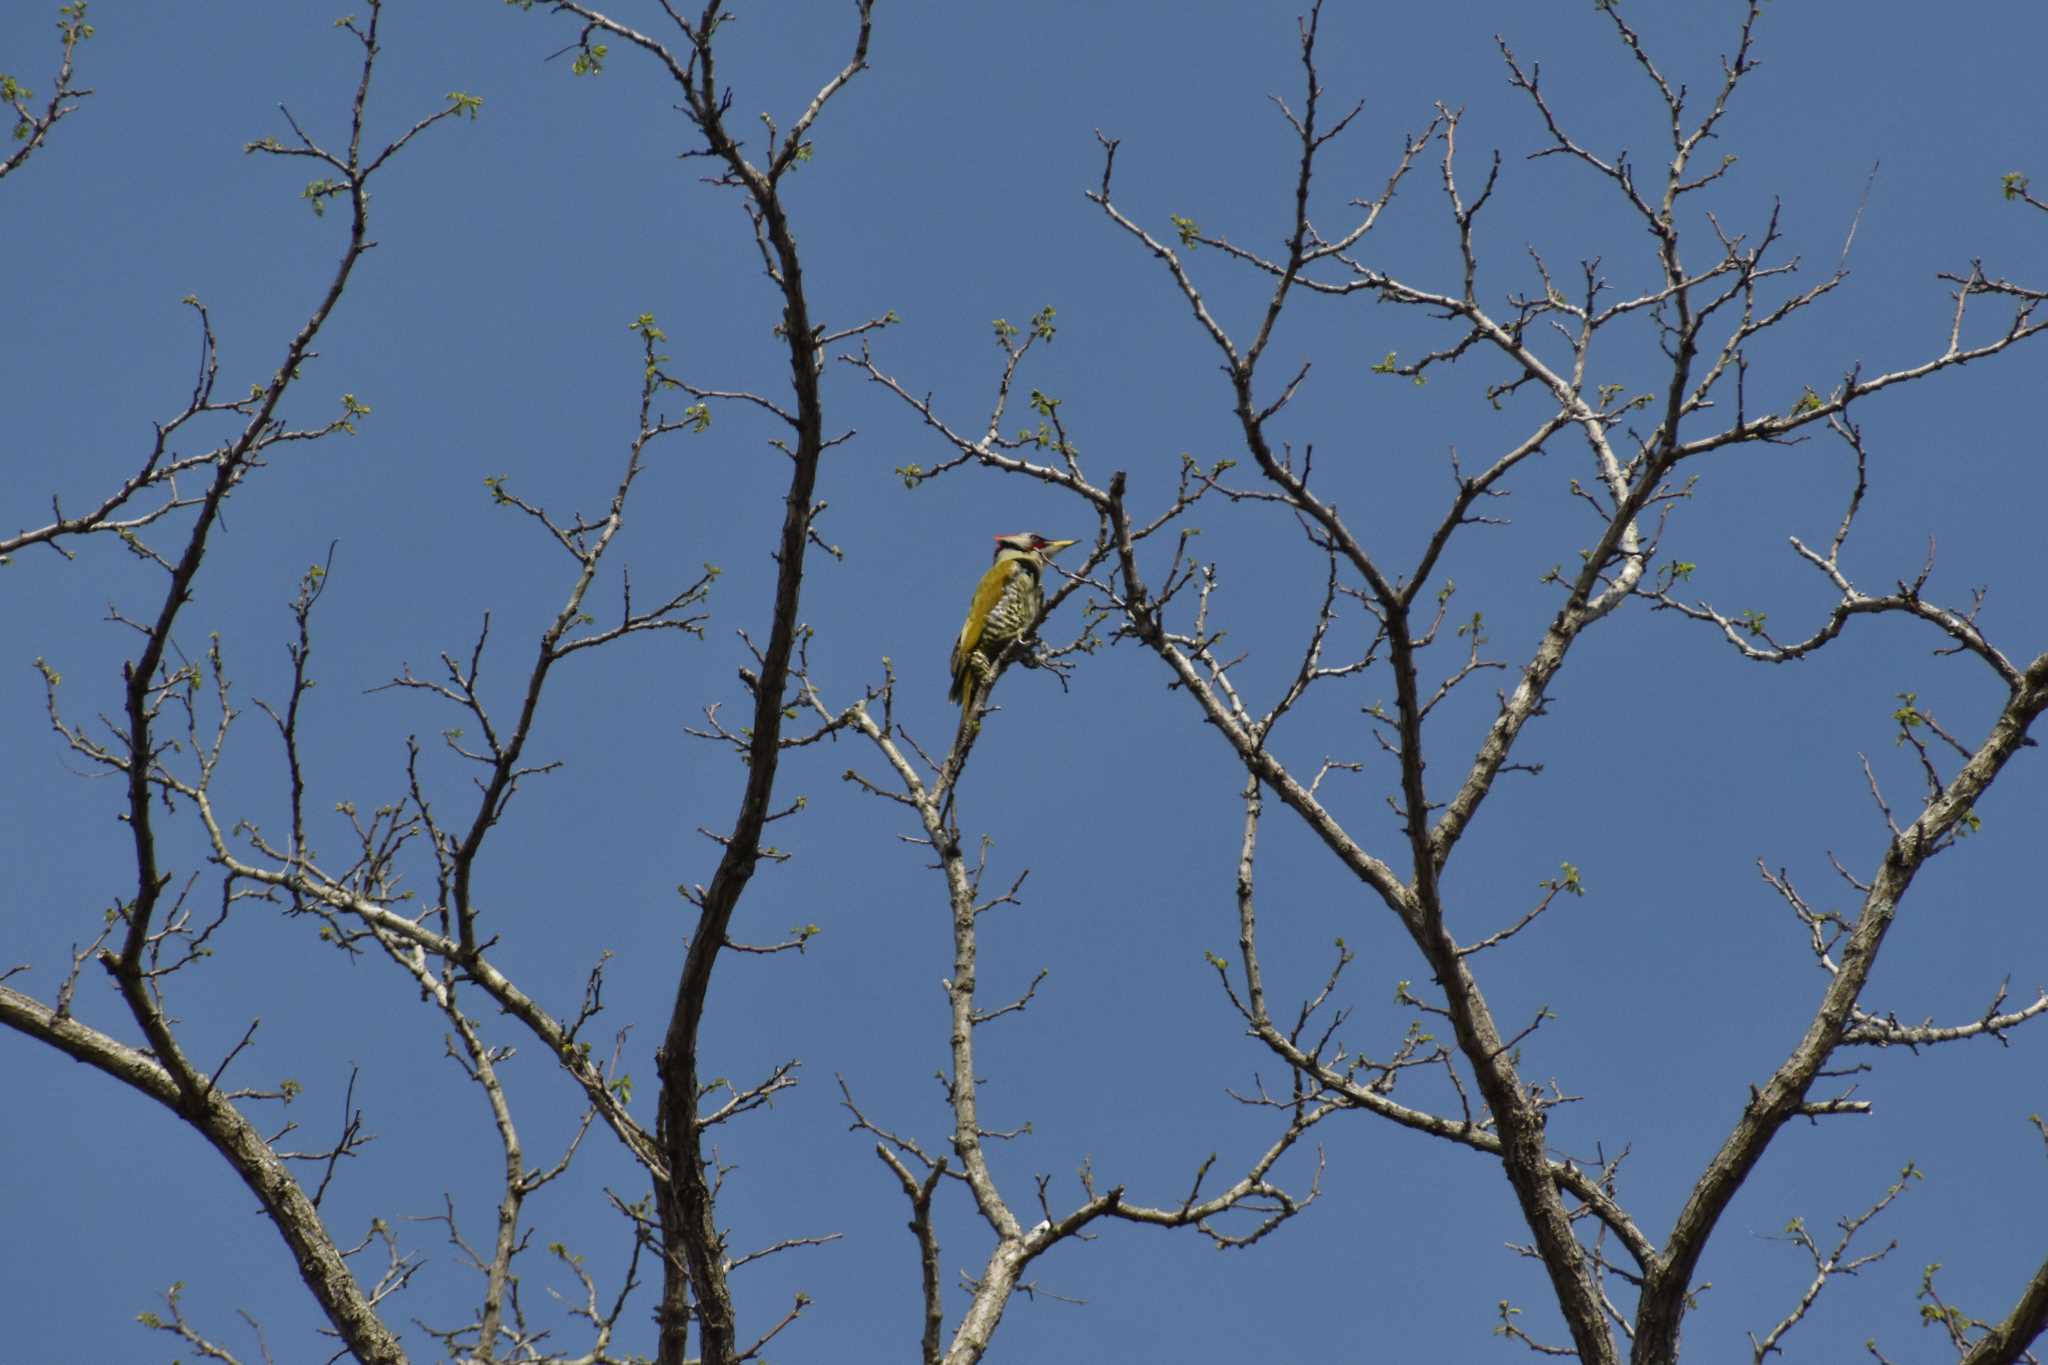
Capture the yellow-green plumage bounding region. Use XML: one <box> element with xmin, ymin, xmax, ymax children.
<box><xmin>949</xmin><ymin>532</ymin><xmax>1075</xmax><ymax>717</ymax></box>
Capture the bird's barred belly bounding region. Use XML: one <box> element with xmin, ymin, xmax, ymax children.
<box><xmin>985</xmin><ymin>579</ymin><xmax>1042</xmax><ymax>643</ymax></box>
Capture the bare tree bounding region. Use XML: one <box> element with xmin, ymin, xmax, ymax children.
<box><xmin>4</xmin><ymin>8</ymin><xmax>486</xmax><ymax>1362</ymax></box>
<box><xmin>9</xmin><ymin>0</ymin><xmax>878</xmax><ymax>1357</ymax></box>
<box><xmin>3</xmin><ymin>3</ymin><xmax>1320</xmax><ymax>1361</ymax></box>
<box><xmin>6</xmin><ymin>3</ymin><xmax>2046</xmax><ymax>1363</ymax></box>
<box><xmin>855</xmin><ymin>3</ymin><xmax>2048</xmax><ymax>1363</ymax></box>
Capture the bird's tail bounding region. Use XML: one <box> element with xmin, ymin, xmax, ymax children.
<box><xmin>953</xmin><ymin>675</ymin><xmax>982</xmax><ymax>740</ymax></box>
<box><xmin>940</xmin><ymin>677</ymin><xmax>986</xmax><ymax>820</ymax></box>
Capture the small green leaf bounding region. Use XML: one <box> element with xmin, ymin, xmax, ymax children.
<box><xmin>338</xmin><ymin>392</ymin><xmax>371</xmax><ymax>433</ymax></box>
<box><xmin>301</xmin><ymin>177</ymin><xmax>341</xmax><ymax>216</ymax></box>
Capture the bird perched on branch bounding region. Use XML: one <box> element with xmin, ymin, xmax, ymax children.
<box><xmin>949</xmin><ymin>531</ymin><xmax>1076</xmax><ymax>728</ymax></box>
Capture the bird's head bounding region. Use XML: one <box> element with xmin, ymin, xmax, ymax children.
<box><xmin>992</xmin><ymin>531</ymin><xmax>1077</xmax><ymax>566</ymax></box>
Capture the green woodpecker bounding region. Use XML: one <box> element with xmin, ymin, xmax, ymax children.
<box><xmin>950</xmin><ymin>531</ymin><xmax>1077</xmax><ymax>718</ymax></box>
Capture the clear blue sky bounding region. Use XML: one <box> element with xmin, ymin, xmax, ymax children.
<box><xmin>5</xmin><ymin>2</ymin><xmax>2045</xmax><ymax>1361</ymax></box>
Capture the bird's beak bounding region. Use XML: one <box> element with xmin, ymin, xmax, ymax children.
<box><xmin>1043</xmin><ymin>539</ymin><xmax>1078</xmax><ymax>555</ymax></box>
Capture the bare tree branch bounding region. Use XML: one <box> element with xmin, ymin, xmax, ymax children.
<box><xmin>0</xmin><ymin>1</ymin><xmax>92</xmax><ymax>185</ymax></box>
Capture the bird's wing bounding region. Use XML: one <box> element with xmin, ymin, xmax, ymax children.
<box><xmin>950</xmin><ymin>559</ymin><xmax>1015</xmax><ymax>700</ymax></box>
